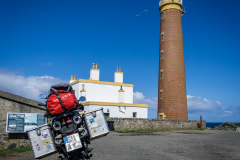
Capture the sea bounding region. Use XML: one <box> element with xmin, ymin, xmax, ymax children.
<box><xmin>206</xmin><ymin>122</ymin><xmax>240</xmax><ymax>128</ymax></box>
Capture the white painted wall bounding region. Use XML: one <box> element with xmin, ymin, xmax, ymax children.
<box><xmin>69</xmin><ymin>79</ymin><xmax>75</xmax><ymax>83</ymax></box>
<box><xmin>70</xmin><ymin>66</ymin><xmax>147</xmax><ymax>118</ymax></box>
<box><xmin>72</xmin><ymin>82</ymin><xmax>133</xmax><ymax>103</ymax></box>
<box><xmin>84</xmin><ymin>105</ymin><xmax>148</xmax><ymax>118</ymax></box>
<box><xmin>118</xmin><ymin>92</ymin><xmax>124</xmax><ymax>102</ymax></box>
<box><xmin>114</xmin><ymin>72</ymin><xmax>123</xmax><ymax>83</ymax></box>
<box><xmin>80</xmin><ymin>91</ymin><xmax>86</xmax><ymax>97</ymax></box>
<box><xmin>72</xmin><ymin>83</ymin><xmax>79</xmax><ymax>100</ymax></box>
<box><xmin>90</xmin><ymin>70</ymin><xmax>99</xmax><ymax>80</ymax></box>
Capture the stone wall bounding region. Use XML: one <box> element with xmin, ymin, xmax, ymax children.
<box><xmin>0</xmin><ymin>90</ymin><xmax>45</xmax><ymax>150</ymax></box>
<box><xmin>107</xmin><ymin>118</ymin><xmax>206</xmax><ymax>131</ymax></box>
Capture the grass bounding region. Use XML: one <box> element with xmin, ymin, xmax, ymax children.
<box><xmin>0</xmin><ymin>147</ymin><xmax>32</xmax><ymax>156</ymax></box>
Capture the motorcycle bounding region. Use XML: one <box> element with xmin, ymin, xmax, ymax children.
<box><xmin>38</xmin><ymin>95</ymin><xmax>92</xmax><ymax>160</ymax></box>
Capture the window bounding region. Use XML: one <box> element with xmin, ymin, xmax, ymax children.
<box><xmin>104</xmin><ymin>113</ymin><xmax>110</xmax><ymax>118</ymax></box>
<box><xmin>160</xmin><ymin>90</ymin><xmax>163</xmax><ymax>99</ymax></box>
<box><xmin>160</xmin><ymin>115</ymin><xmax>163</xmax><ymax>119</ymax></box>
<box><xmin>161</xmin><ymin>33</ymin><xmax>164</xmax><ymax>41</ymax></box>
<box><xmin>161</xmin><ymin>12</ymin><xmax>164</xmax><ymax>19</ymax></box>
<box><xmin>133</xmin><ymin>112</ymin><xmax>137</xmax><ymax>118</ymax></box>
<box><xmin>161</xmin><ymin>51</ymin><xmax>163</xmax><ymax>59</ymax></box>
<box><xmin>160</xmin><ymin>70</ymin><xmax>163</xmax><ymax>79</ymax></box>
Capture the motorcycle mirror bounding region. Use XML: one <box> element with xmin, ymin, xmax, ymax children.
<box><xmin>39</xmin><ymin>94</ymin><xmax>47</xmax><ymax>99</ymax></box>
<box><xmin>79</xmin><ymin>96</ymin><xmax>86</xmax><ymax>102</ymax></box>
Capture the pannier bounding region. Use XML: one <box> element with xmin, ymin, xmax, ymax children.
<box><xmin>47</xmin><ymin>83</ymin><xmax>78</xmax><ymax>115</ymax></box>
<box><xmin>27</xmin><ymin>124</ymin><xmax>57</xmax><ymax>159</ymax></box>
<box><xmin>83</xmin><ymin>108</ymin><xmax>110</xmax><ymax>140</ymax></box>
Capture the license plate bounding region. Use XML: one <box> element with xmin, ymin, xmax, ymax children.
<box><xmin>64</xmin><ymin>133</ymin><xmax>82</xmax><ymax>152</ymax></box>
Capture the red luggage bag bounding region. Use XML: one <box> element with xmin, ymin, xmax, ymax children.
<box><xmin>47</xmin><ymin>84</ymin><xmax>78</xmax><ymax>115</ymax></box>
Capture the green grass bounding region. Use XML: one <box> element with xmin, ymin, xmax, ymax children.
<box><xmin>0</xmin><ymin>147</ymin><xmax>32</xmax><ymax>156</ymax></box>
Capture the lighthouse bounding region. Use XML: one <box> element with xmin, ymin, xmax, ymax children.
<box><xmin>158</xmin><ymin>0</ymin><xmax>188</xmax><ymax>120</ymax></box>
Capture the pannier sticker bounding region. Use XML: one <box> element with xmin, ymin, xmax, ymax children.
<box><xmin>93</xmin><ymin>129</ymin><xmax>97</xmax><ymax>134</ymax></box>
<box><xmin>89</xmin><ymin>118</ymin><xmax>95</xmax><ymax>123</ymax></box>
<box><xmin>44</xmin><ymin>139</ymin><xmax>50</xmax><ymax>145</ymax></box>
<box><xmin>33</xmin><ymin>140</ymin><xmax>37</xmax><ymax>145</ymax></box>
<box><xmin>42</xmin><ymin>134</ymin><xmax>48</xmax><ymax>138</ymax></box>
<box><xmin>36</xmin><ymin>144</ymin><xmax>41</xmax><ymax>151</ymax></box>
<box><xmin>46</xmin><ymin>144</ymin><xmax>52</xmax><ymax>152</ymax></box>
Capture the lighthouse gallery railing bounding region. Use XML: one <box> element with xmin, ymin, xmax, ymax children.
<box><xmin>159</xmin><ymin>0</ymin><xmax>183</xmax><ymax>6</ymax></box>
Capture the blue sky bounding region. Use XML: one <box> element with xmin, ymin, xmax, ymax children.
<box><xmin>0</xmin><ymin>0</ymin><xmax>239</xmax><ymax>122</ymax></box>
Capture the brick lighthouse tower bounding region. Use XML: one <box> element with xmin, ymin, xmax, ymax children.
<box><xmin>158</xmin><ymin>0</ymin><xmax>188</xmax><ymax>120</ymax></box>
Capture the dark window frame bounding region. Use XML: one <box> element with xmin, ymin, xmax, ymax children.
<box><xmin>133</xmin><ymin>112</ymin><xmax>137</xmax><ymax>118</ymax></box>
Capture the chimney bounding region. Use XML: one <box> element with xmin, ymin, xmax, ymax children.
<box><xmin>69</xmin><ymin>75</ymin><xmax>75</xmax><ymax>83</ymax></box>
<box><xmin>90</xmin><ymin>63</ymin><xmax>100</xmax><ymax>80</ymax></box>
<box><xmin>114</xmin><ymin>66</ymin><xmax>123</xmax><ymax>83</ymax></box>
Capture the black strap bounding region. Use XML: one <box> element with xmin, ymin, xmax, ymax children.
<box><xmin>55</xmin><ymin>92</ymin><xmax>67</xmax><ymax>111</ymax></box>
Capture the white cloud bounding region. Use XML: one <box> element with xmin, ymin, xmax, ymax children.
<box><xmin>224</xmin><ymin>111</ymin><xmax>232</xmax><ymax>114</ymax></box>
<box><xmin>133</xmin><ymin>91</ymin><xmax>157</xmax><ymax>109</ymax></box>
<box><xmin>187</xmin><ymin>95</ymin><xmax>222</xmax><ymax>113</ymax></box>
<box><xmin>133</xmin><ymin>92</ymin><xmax>224</xmax><ymax>112</ymax></box>
<box><xmin>0</xmin><ymin>68</ymin><xmax>67</xmax><ymax>102</ymax></box>
<box><xmin>41</xmin><ymin>63</ymin><xmax>53</xmax><ymax>66</ymax></box>
<box><xmin>133</xmin><ymin>91</ymin><xmax>240</xmax><ymax>121</ymax></box>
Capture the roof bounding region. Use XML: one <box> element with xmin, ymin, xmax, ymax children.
<box><xmin>70</xmin><ymin>79</ymin><xmax>134</xmax><ymax>87</ymax></box>
<box><xmin>0</xmin><ymin>90</ymin><xmax>45</xmax><ymax>110</ymax></box>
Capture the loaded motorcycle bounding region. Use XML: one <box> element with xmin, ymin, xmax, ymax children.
<box><xmin>27</xmin><ymin>84</ymin><xmax>109</xmax><ymax>160</ymax></box>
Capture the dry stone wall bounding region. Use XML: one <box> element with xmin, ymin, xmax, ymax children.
<box><xmin>0</xmin><ymin>90</ymin><xmax>45</xmax><ymax>150</ymax></box>
<box><xmin>107</xmin><ymin>118</ymin><xmax>206</xmax><ymax>131</ymax></box>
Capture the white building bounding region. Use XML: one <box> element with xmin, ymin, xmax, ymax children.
<box><xmin>70</xmin><ymin>63</ymin><xmax>148</xmax><ymax>118</ymax></box>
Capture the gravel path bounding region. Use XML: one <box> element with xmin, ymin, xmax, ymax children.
<box><xmin>1</xmin><ymin>129</ymin><xmax>240</xmax><ymax>160</ymax></box>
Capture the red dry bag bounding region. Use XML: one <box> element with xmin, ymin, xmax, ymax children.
<box><xmin>47</xmin><ymin>84</ymin><xmax>78</xmax><ymax>115</ymax></box>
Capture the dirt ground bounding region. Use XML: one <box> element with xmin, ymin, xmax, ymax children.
<box><xmin>1</xmin><ymin>129</ymin><xmax>240</xmax><ymax>160</ymax></box>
